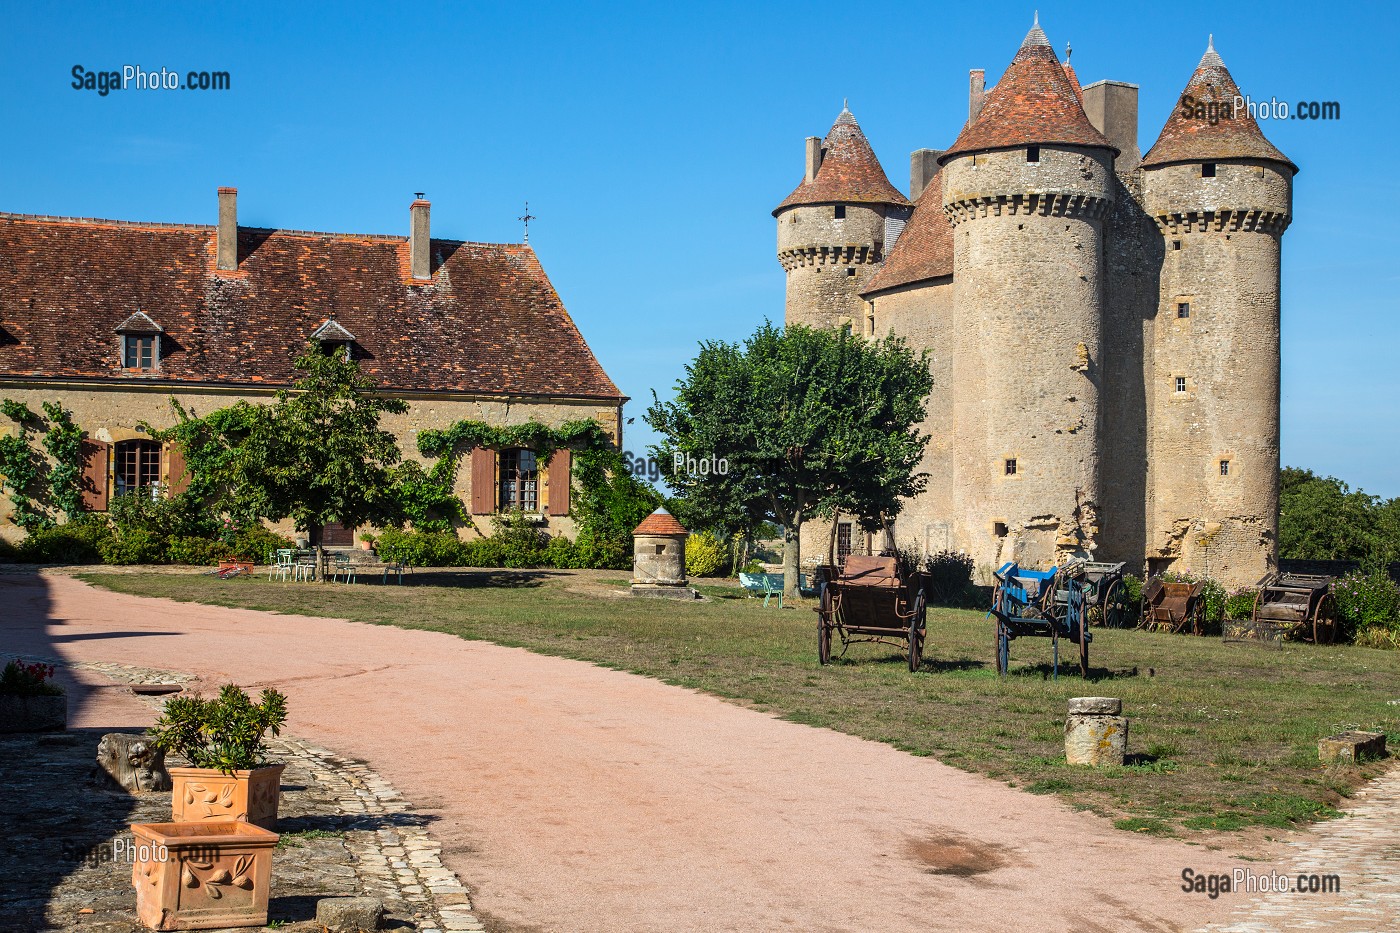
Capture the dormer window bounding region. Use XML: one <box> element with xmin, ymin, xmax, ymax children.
<box><xmin>310</xmin><ymin>318</ymin><xmax>357</xmax><ymax>360</ymax></box>
<box><xmin>116</xmin><ymin>311</ymin><xmax>163</xmax><ymax>372</ymax></box>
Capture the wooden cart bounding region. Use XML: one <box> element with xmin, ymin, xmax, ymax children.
<box><xmin>815</xmin><ymin>556</ymin><xmax>927</xmax><ymax>672</ymax></box>
<box><xmin>1252</xmin><ymin>573</ymin><xmax>1337</xmax><ymax>644</ymax></box>
<box><xmin>990</xmin><ymin>563</ymin><xmax>1092</xmax><ymax>679</ymax></box>
<box><xmin>1052</xmin><ymin>560</ymin><xmax>1132</xmax><ymax>628</ymax></box>
<box><xmin>1139</xmin><ymin>578</ymin><xmax>1206</xmax><ymax>635</ymax></box>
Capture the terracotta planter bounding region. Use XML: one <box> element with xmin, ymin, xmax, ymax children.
<box><xmin>168</xmin><ymin>764</ymin><xmax>284</xmax><ymax>829</ymax></box>
<box><xmin>131</xmin><ymin>820</ymin><xmax>278</xmax><ymax>930</ymax></box>
<box><xmin>360</xmin><ymin>540</ymin><xmax>374</xmax><ymax>551</ymax></box>
<box><xmin>0</xmin><ymin>693</ymin><xmax>66</xmax><ymax>733</ymax></box>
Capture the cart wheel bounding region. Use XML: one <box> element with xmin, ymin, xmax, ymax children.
<box><xmin>817</xmin><ymin>616</ymin><xmax>831</xmax><ymax>665</ymax></box>
<box><xmin>1102</xmin><ymin>580</ymin><xmax>1131</xmax><ymax>629</ymax></box>
<box><xmin>1313</xmin><ymin>594</ymin><xmax>1337</xmax><ymax>645</ymax></box>
<box><xmin>908</xmin><ymin>620</ymin><xmax>924</xmax><ymax>673</ymax></box>
<box><xmin>1192</xmin><ymin>601</ymin><xmax>1206</xmax><ymax>637</ymax></box>
<box><xmin>994</xmin><ymin>620</ymin><xmax>1010</xmax><ymax>675</ymax></box>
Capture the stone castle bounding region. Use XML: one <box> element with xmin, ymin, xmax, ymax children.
<box><xmin>775</xmin><ymin>18</ymin><xmax>1295</xmax><ymax>586</ymax></box>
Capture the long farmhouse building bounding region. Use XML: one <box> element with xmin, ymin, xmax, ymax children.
<box><xmin>0</xmin><ymin>190</ymin><xmax>625</xmax><ymax>545</ymax></box>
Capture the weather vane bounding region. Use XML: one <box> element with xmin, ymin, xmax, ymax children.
<box><xmin>519</xmin><ymin>201</ymin><xmax>537</xmax><ymax>243</ymax></box>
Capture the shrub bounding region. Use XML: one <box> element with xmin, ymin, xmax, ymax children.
<box><xmin>1333</xmin><ymin>569</ymin><xmax>1400</xmax><ymax>632</ymax></box>
<box><xmin>1224</xmin><ymin>588</ymin><xmax>1258</xmax><ymax>621</ymax></box>
<box><xmin>166</xmin><ymin>535</ymin><xmax>229</xmax><ymax>566</ymax></box>
<box><xmin>924</xmin><ymin>550</ymin><xmax>975</xmax><ymax>606</ymax></box>
<box><xmin>16</xmin><ymin>521</ymin><xmax>110</xmax><ymax>564</ymax></box>
<box><xmin>375</xmin><ymin>528</ymin><xmax>465</xmax><ymax>566</ymax></box>
<box><xmin>229</xmin><ymin>524</ymin><xmax>294</xmax><ymax>563</ymax></box>
<box><xmin>739</xmin><ymin>558</ymin><xmax>765</xmax><ymax>575</ymax></box>
<box><xmin>461</xmin><ymin>537</ymin><xmax>504</xmax><ymax>568</ymax></box>
<box><xmin>149</xmin><ymin>684</ymin><xmax>288</xmax><ymax>773</ymax></box>
<box><xmin>543</xmin><ymin>535</ymin><xmax>584</xmax><ymax>569</ymax></box>
<box><xmin>109</xmin><ymin>491</ymin><xmax>216</xmax><ymax>541</ymax></box>
<box><xmin>1122</xmin><ymin>573</ymin><xmax>1144</xmax><ymax>607</ymax></box>
<box><xmin>685</xmin><ymin>531</ymin><xmax>726</xmax><ymax>577</ymax></box>
<box><xmin>491</xmin><ymin>510</ymin><xmax>549</xmax><ymax>568</ymax></box>
<box><xmin>98</xmin><ymin>528</ymin><xmax>165</xmax><ymax>565</ymax></box>
<box><xmin>577</xmin><ymin>537</ymin><xmax>631</xmax><ymax>570</ymax></box>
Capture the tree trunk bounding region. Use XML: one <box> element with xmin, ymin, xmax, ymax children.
<box><xmin>827</xmin><ymin>509</ymin><xmax>841</xmax><ymax>566</ymax></box>
<box><xmin>783</xmin><ymin>520</ymin><xmax>802</xmax><ymax>598</ymax></box>
<box><xmin>309</xmin><ymin>522</ymin><xmax>324</xmax><ymax>583</ymax></box>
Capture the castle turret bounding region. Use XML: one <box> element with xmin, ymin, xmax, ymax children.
<box><xmin>775</xmin><ymin>106</ymin><xmax>911</xmax><ymax>331</ymax></box>
<box><xmin>1140</xmin><ymin>37</ymin><xmax>1296</xmax><ymax>582</ymax></box>
<box><xmin>938</xmin><ymin>16</ymin><xmax>1118</xmax><ymax>570</ymax></box>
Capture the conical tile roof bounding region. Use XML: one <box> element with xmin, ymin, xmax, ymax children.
<box><xmin>774</xmin><ymin>106</ymin><xmax>910</xmax><ymax>215</ymax></box>
<box><xmin>1141</xmin><ymin>37</ymin><xmax>1296</xmax><ymax>172</ymax></box>
<box><xmin>940</xmin><ymin>17</ymin><xmax>1113</xmax><ymax>162</ymax></box>
<box><xmin>633</xmin><ymin>507</ymin><xmax>688</xmax><ymax>536</ymax></box>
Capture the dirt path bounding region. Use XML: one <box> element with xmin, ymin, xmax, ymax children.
<box><xmin>4</xmin><ymin>572</ymin><xmax>1251</xmax><ymax>932</ymax></box>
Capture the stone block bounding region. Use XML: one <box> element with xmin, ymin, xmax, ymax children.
<box><xmin>1318</xmin><ymin>731</ymin><xmax>1387</xmax><ymax>764</ymax></box>
<box><xmin>95</xmin><ymin>732</ymin><xmax>171</xmax><ymax>792</ymax></box>
<box><xmin>1065</xmin><ymin>715</ymin><xmax>1128</xmax><ymax>766</ymax></box>
<box><xmin>316</xmin><ymin>895</ymin><xmax>385</xmax><ymax>932</ymax></box>
<box><xmin>1067</xmin><ymin>696</ymin><xmax>1122</xmax><ymax>716</ymax></box>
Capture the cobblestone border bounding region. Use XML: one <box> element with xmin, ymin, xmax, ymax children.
<box><xmin>6</xmin><ymin>652</ymin><xmax>485</xmax><ymax>932</ymax></box>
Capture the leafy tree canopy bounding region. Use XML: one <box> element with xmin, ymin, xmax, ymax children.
<box><xmin>647</xmin><ymin>322</ymin><xmax>933</xmax><ymax>594</ymax></box>
<box><xmin>1280</xmin><ymin>467</ymin><xmax>1398</xmax><ymax>567</ymax></box>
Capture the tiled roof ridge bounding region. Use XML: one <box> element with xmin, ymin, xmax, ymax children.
<box><xmin>0</xmin><ymin>211</ymin><xmax>524</xmax><ymax>249</ymax></box>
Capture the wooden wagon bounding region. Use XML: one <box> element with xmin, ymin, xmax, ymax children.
<box><xmin>815</xmin><ymin>556</ymin><xmax>927</xmax><ymax>671</ymax></box>
<box><xmin>990</xmin><ymin>563</ymin><xmax>1092</xmax><ymax>678</ymax></box>
<box><xmin>1252</xmin><ymin>573</ymin><xmax>1337</xmax><ymax>644</ymax></box>
<box><xmin>1051</xmin><ymin>560</ymin><xmax>1132</xmax><ymax>628</ymax></box>
<box><xmin>1139</xmin><ymin>578</ymin><xmax>1206</xmax><ymax>635</ymax></box>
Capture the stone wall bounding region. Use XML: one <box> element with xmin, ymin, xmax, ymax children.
<box><xmin>777</xmin><ymin>203</ymin><xmax>888</xmax><ymax>331</ymax></box>
<box><xmin>0</xmin><ymin>380</ymin><xmax>620</xmax><ymax>544</ymax></box>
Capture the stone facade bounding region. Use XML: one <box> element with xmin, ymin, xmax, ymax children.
<box><xmin>779</xmin><ymin>24</ymin><xmax>1294</xmax><ymax>586</ymax></box>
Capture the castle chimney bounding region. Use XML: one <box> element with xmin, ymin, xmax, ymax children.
<box><xmin>805</xmin><ymin>136</ymin><xmax>823</xmax><ymax>183</ymax></box>
<box><xmin>216</xmin><ymin>187</ymin><xmax>237</xmax><ymax>271</ymax></box>
<box><xmin>969</xmin><ymin>70</ymin><xmax>986</xmax><ymax>124</ymax></box>
<box><xmin>409</xmin><ymin>196</ymin><xmax>431</xmax><ymax>281</ymax></box>
<box><xmin>1083</xmin><ymin>80</ymin><xmax>1141</xmax><ymax>172</ymax></box>
<box><xmin>909</xmin><ymin>149</ymin><xmax>944</xmax><ymax>201</ymax></box>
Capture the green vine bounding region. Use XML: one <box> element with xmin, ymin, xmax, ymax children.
<box><xmin>140</xmin><ymin>398</ymin><xmax>262</xmax><ymax>520</ymax></box>
<box><xmin>40</xmin><ymin>402</ymin><xmax>85</xmax><ymax>521</ymax></box>
<box><xmin>0</xmin><ymin>400</ymin><xmax>46</xmax><ymax>531</ymax></box>
<box><xmin>394</xmin><ymin>418</ymin><xmax>611</xmax><ymax>533</ymax></box>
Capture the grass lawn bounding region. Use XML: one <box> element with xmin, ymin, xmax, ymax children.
<box><xmin>80</xmin><ymin>568</ymin><xmax>1399</xmax><ymax>845</ymax></box>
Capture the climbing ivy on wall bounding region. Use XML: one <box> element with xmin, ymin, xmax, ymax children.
<box><xmin>392</xmin><ymin>418</ymin><xmax>612</xmax><ymax>533</ymax></box>
<box><xmin>40</xmin><ymin>402</ymin><xmax>85</xmax><ymax>522</ymax></box>
<box><xmin>0</xmin><ymin>400</ymin><xmax>46</xmax><ymax>532</ymax></box>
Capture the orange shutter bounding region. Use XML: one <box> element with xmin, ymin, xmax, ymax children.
<box><xmin>80</xmin><ymin>440</ymin><xmax>110</xmax><ymax>511</ymax></box>
<box><xmin>470</xmin><ymin>448</ymin><xmax>496</xmax><ymax>515</ymax></box>
<box><xmin>547</xmin><ymin>450</ymin><xmax>572</xmax><ymax>516</ymax></box>
<box><xmin>165</xmin><ymin>442</ymin><xmax>191</xmax><ymax>496</ymax></box>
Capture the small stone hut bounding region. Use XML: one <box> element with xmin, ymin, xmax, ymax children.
<box><xmin>631</xmin><ymin>508</ymin><xmax>688</xmax><ymax>592</ymax></box>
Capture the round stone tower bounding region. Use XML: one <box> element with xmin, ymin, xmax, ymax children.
<box><xmin>775</xmin><ymin>105</ymin><xmax>911</xmax><ymax>332</ymax></box>
<box><xmin>938</xmin><ymin>17</ymin><xmax>1117</xmax><ymax>571</ymax></box>
<box><xmin>1140</xmin><ymin>37</ymin><xmax>1295</xmax><ymax>583</ymax></box>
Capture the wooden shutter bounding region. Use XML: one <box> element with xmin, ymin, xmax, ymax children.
<box><xmin>470</xmin><ymin>447</ymin><xmax>496</xmax><ymax>515</ymax></box>
<box><xmin>80</xmin><ymin>440</ymin><xmax>110</xmax><ymax>511</ymax></box>
<box><xmin>165</xmin><ymin>442</ymin><xmax>190</xmax><ymax>496</ymax></box>
<box><xmin>546</xmin><ymin>449</ymin><xmax>572</xmax><ymax>516</ymax></box>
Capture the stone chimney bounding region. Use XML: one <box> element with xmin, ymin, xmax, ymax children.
<box><xmin>216</xmin><ymin>187</ymin><xmax>237</xmax><ymax>271</ymax></box>
<box><xmin>804</xmin><ymin>136</ymin><xmax>823</xmax><ymax>183</ymax></box>
<box><xmin>409</xmin><ymin>197</ymin><xmax>431</xmax><ymax>281</ymax></box>
<box><xmin>909</xmin><ymin>149</ymin><xmax>944</xmax><ymax>201</ymax></box>
<box><xmin>969</xmin><ymin>69</ymin><xmax>986</xmax><ymax>124</ymax></box>
<box><xmin>1083</xmin><ymin>80</ymin><xmax>1141</xmax><ymax>172</ymax></box>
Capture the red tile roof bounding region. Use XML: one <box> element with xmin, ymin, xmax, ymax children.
<box><xmin>1141</xmin><ymin>39</ymin><xmax>1296</xmax><ymax>173</ymax></box>
<box><xmin>861</xmin><ymin>172</ymin><xmax>954</xmax><ymax>295</ymax></box>
<box><xmin>941</xmin><ymin>20</ymin><xmax>1113</xmax><ymax>162</ymax></box>
<box><xmin>0</xmin><ymin>213</ymin><xmax>624</xmax><ymax>400</ymax></box>
<box><xmin>633</xmin><ymin>508</ymin><xmax>687</xmax><ymax>536</ymax></box>
<box><xmin>774</xmin><ymin>108</ymin><xmax>910</xmax><ymax>215</ymax></box>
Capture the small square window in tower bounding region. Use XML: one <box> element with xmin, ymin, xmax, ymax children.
<box><xmin>1177</xmin><ymin>302</ymin><xmax>1190</xmax><ymax>318</ymax></box>
<box><xmin>833</xmin><ymin>205</ymin><xmax>846</xmax><ymax>220</ymax></box>
<box><xmin>1172</xmin><ymin>240</ymin><xmax>1182</xmax><ymax>251</ymax></box>
<box><xmin>1220</xmin><ymin>459</ymin><xmax>1231</xmax><ymax>476</ymax></box>
<box><xmin>846</xmin><ymin>267</ymin><xmax>856</xmax><ymax>277</ymax></box>
<box><xmin>1026</xmin><ymin>145</ymin><xmax>1040</xmax><ymax>163</ymax></box>
<box><xmin>1201</xmin><ymin>163</ymin><xmax>1216</xmax><ymax>178</ymax></box>
<box><xmin>1004</xmin><ymin>458</ymin><xmax>1017</xmax><ymax>476</ymax></box>
<box><xmin>1175</xmin><ymin>376</ymin><xmax>1187</xmax><ymax>393</ymax></box>
<box><xmin>993</xmin><ymin>521</ymin><xmax>1009</xmax><ymax>538</ymax></box>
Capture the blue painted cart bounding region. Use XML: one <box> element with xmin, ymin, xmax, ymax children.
<box><xmin>989</xmin><ymin>562</ymin><xmax>1091</xmax><ymax>678</ymax></box>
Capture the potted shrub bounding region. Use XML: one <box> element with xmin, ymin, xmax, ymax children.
<box><xmin>0</xmin><ymin>660</ymin><xmax>67</xmax><ymax>732</ymax></box>
<box><xmin>130</xmin><ymin>819</ymin><xmax>279</xmax><ymax>930</ymax></box>
<box><xmin>148</xmin><ymin>685</ymin><xmax>288</xmax><ymax>829</ymax></box>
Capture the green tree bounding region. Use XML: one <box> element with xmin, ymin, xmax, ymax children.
<box><xmin>184</xmin><ymin>347</ymin><xmax>408</xmax><ymax>573</ymax></box>
<box><xmin>1279</xmin><ymin>467</ymin><xmax>1383</xmax><ymax>563</ymax></box>
<box><xmin>571</xmin><ymin>447</ymin><xmax>662</xmax><ymax>569</ymax></box>
<box><xmin>647</xmin><ymin>322</ymin><xmax>933</xmax><ymax>596</ymax></box>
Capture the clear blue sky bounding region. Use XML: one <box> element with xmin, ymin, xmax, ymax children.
<box><xmin>3</xmin><ymin>1</ymin><xmax>1394</xmax><ymax>497</ymax></box>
